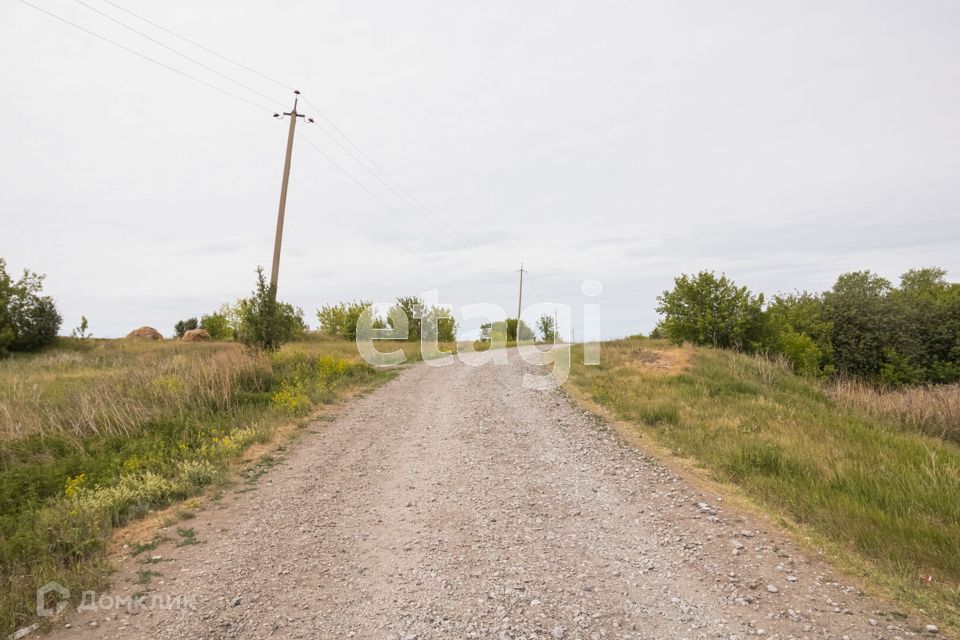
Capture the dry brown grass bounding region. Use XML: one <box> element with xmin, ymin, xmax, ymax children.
<box><xmin>619</xmin><ymin>342</ymin><xmax>694</xmax><ymax>375</ymax></box>
<box><xmin>0</xmin><ymin>334</ymin><xmax>455</xmax><ymax>445</ymax></box>
<box><xmin>0</xmin><ymin>340</ymin><xmax>271</xmax><ymax>442</ymax></box>
<box><xmin>832</xmin><ymin>380</ymin><xmax>960</xmax><ymax>444</ymax></box>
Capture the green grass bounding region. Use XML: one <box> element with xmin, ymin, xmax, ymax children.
<box><xmin>135</xmin><ymin>569</ymin><xmax>160</xmax><ymax>586</ymax></box>
<box><xmin>174</xmin><ymin>527</ymin><xmax>199</xmax><ymax>547</ymax></box>
<box><xmin>128</xmin><ymin>535</ymin><xmax>168</xmax><ymax>557</ymax></box>
<box><xmin>0</xmin><ymin>335</ymin><xmax>395</xmax><ymax>634</ymax></box>
<box><xmin>567</xmin><ymin>337</ymin><xmax>960</xmax><ymax>628</ymax></box>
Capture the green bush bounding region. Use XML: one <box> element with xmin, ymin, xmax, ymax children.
<box><xmin>234</xmin><ymin>267</ymin><xmax>305</xmax><ymax>351</ymax></box>
<box><xmin>316</xmin><ymin>300</ymin><xmax>372</xmax><ymax>341</ymax></box>
<box><xmin>822</xmin><ymin>271</ymin><xmax>892</xmax><ymax>379</ymax></box>
<box><xmin>200</xmin><ymin>313</ymin><xmax>231</xmax><ymax>340</ymax></box>
<box><xmin>764</xmin><ymin>292</ymin><xmax>834</xmax><ymax>376</ymax></box>
<box><xmin>655</xmin><ymin>267</ymin><xmax>960</xmax><ymax>385</ymax></box>
<box><xmin>537</xmin><ymin>313</ymin><xmax>557</xmax><ymax>342</ymax></box>
<box><xmin>815</xmin><ymin>268</ymin><xmax>959</xmax><ymax>384</ymax></box>
<box><xmin>479</xmin><ymin>319</ymin><xmax>533</xmax><ymax>342</ymax></box>
<box><xmin>420</xmin><ymin>305</ymin><xmax>457</xmax><ymax>343</ymax></box>
<box><xmin>0</xmin><ymin>258</ymin><xmax>62</xmax><ymax>356</ymax></box>
<box><xmin>656</xmin><ymin>271</ymin><xmax>765</xmax><ymax>350</ymax></box>
<box><xmin>381</xmin><ymin>296</ymin><xmax>457</xmax><ymax>342</ymax></box>
<box><xmin>776</xmin><ymin>330</ymin><xmax>823</xmax><ymax>377</ymax></box>
<box><xmin>390</xmin><ymin>296</ymin><xmax>424</xmax><ymax>340</ymax></box>
<box><xmin>174</xmin><ymin>317</ymin><xmax>198</xmax><ymax>338</ymax></box>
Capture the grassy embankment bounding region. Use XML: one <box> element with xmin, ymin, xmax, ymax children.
<box><xmin>0</xmin><ymin>334</ymin><xmax>444</xmax><ymax>633</ymax></box>
<box><xmin>566</xmin><ymin>337</ymin><xmax>960</xmax><ymax>629</ymax></box>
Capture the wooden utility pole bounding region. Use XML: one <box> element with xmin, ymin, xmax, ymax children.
<box><xmin>515</xmin><ymin>263</ymin><xmax>527</xmax><ymax>340</ymax></box>
<box><xmin>270</xmin><ymin>91</ymin><xmax>306</xmax><ymax>296</ymax></box>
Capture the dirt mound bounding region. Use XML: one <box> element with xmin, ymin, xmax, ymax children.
<box><xmin>625</xmin><ymin>345</ymin><xmax>692</xmax><ymax>374</ymax></box>
<box><xmin>181</xmin><ymin>328</ymin><xmax>211</xmax><ymax>342</ymax></box>
<box><xmin>126</xmin><ymin>326</ymin><xmax>163</xmax><ymax>340</ymax></box>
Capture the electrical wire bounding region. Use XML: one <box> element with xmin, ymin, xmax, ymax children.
<box><xmin>299</xmin><ymin>95</ymin><xmax>502</xmax><ymax>260</ymax></box>
<box><xmin>89</xmin><ymin>0</ymin><xmax>508</xmax><ymax>269</ymax></box>
<box><xmin>302</xmin><ymin>118</ymin><xmax>502</xmax><ymax>270</ymax></box>
<box><xmin>295</xmin><ymin>130</ymin><xmax>490</xmax><ymax>267</ymax></box>
<box><xmin>24</xmin><ymin>0</ymin><xmax>519</xmax><ymax>273</ymax></box>
<box><xmin>19</xmin><ymin>0</ymin><xmax>275</xmax><ymax>114</ymax></box>
<box><xmin>98</xmin><ymin>0</ymin><xmax>296</xmax><ymax>92</ymax></box>
<box><xmin>72</xmin><ymin>0</ymin><xmax>287</xmax><ymax>110</ymax></box>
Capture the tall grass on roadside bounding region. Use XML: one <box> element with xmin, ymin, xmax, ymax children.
<box><xmin>567</xmin><ymin>337</ymin><xmax>960</xmax><ymax>628</ymax></box>
<box><xmin>0</xmin><ymin>338</ymin><xmax>384</xmax><ymax>634</ymax></box>
<box><xmin>832</xmin><ymin>380</ymin><xmax>960</xmax><ymax>444</ymax></box>
<box><xmin>0</xmin><ymin>340</ymin><xmax>271</xmax><ymax>442</ymax></box>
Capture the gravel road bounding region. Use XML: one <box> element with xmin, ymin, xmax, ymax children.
<box><xmin>48</xmin><ymin>347</ymin><xmax>940</xmax><ymax>639</ymax></box>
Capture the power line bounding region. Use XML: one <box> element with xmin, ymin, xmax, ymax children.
<box><xmin>25</xmin><ymin>0</ymin><xmax>518</xmax><ymax>273</ymax></box>
<box><xmin>299</xmin><ymin>96</ymin><xmax>494</xmax><ymax>252</ymax></box>
<box><xmin>300</xmin><ymin>95</ymin><xmax>513</xmax><ymax>266</ymax></box>
<box><xmin>76</xmin><ymin>0</ymin><xmax>507</xmax><ymax>268</ymax></box>
<box><xmin>72</xmin><ymin>0</ymin><xmax>287</xmax><ymax>110</ymax></box>
<box><xmin>19</xmin><ymin>0</ymin><xmax>274</xmax><ymax>113</ymax></box>
<box><xmin>303</xmin><ymin>117</ymin><xmax>501</xmax><ymax>269</ymax></box>
<box><xmin>295</xmin><ymin>130</ymin><xmax>483</xmax><ymax>262</ymax></box>
<box><xmin>98</xmin><ymin>0</ymin><xmax>296</xmax><ymax>92</ymax></box>
<box><xmin>21</xmin><ymin>0</ymin><xmax>496</xmax><ymax>269</ymax></box>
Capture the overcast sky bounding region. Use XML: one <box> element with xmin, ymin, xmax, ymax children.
<box><xmin>2</xmin><ymin>0</ymin><xmax>959</xmax><ymax>339</ymax></box>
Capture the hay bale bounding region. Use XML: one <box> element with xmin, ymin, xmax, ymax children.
<box><xmin>126</xmin><ymin>326</ymin><xmax>163</xmax><ymax>340</ymax></box>
<box><xmin>182</xmin><ymin>328</ymin><xmax>211</xmax><ymax>342</ymax></box>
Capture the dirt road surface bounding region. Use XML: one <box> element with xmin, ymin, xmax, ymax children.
<box><xmin>48</xmin><ymin>348</ymin><xmax>939</xmax><ymax>639</ymax></box>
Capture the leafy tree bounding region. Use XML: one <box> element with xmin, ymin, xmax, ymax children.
<box><xmin>220</xmin><ymin>302</ymin><xmax>244</xmax><ymax>337</ymax></box>
<box><xmin>648</xmin><ymin>322</ymin><xmax>666</xmax><ymax>340</ymax></box>
<box><xmin>763</xmin><ymin>292</ymin><xmax>833</xmax><ymax>376</ymax></box>
<box><xmin>480</xmin><ymin>318</ymin><xmax>534</xmax><ymax>342</ymax></box>
<box><xmin>882</xmin><ymin>268</ymin><xmax>960</xmax><ymax>384</ymax></box>
<box><xmin>656</xmin><ymin>266</ymin><xmax>960</xmax><ymax>385</ymax></box>
<box><xmin>0</xmin><ymin>260</ymin><xmax>16</xmax><ymax>356</ymax></box>
<box><xmin>72</xmin><ymin>315</ymin><xmax>92</xmax><ymax>342</ymax></box>
<box><xmin>389</xmin><ymin>296</ymin><xmax>425</xmax><ymax>340</ymax></box>
<box><xmin>479</xmin><ymin>322</ymin><xmax>494</xmax><ymax>341</ymax></box>
<box><xmin>822</xmin><ymin>271</ymin><xmax>893</xmax><ymax>379</ymax></box>
<box><xmin>234</xmin><ymin>267</ymin><xmax>305</xmax><ymax>351</ymax></box>
<box><xmin>420</xmin><ymin>305</ymin><xmax>458</xmax><ymax>343</ymax></box>
<box><xmin>200</xmin><ymin>313</ymin><xmax>231</xmax><ymax>340</ymax></box>
<box><xmin>510</xmin><ymin>318</ymin><xmax>534</xmax><ymax>341</ymax></box>
<box><xmin>316</xmin><ymin>300</ymin><xmax>373</xmax><ymax>341</ymax></box>
<box><xmin>383</xmin><ymin>297</ymin><xmax>457</xmax><ymax>343</ymax></box>
<box><xmin>656</xmin><ymin>271</ymin><xmax>765</xmax><ymax>350</ymax></box>
<box><xmin>536</xmin><ymin>313</ymin><xmax>557</xmax><ymax>342</ymax></box>
<box><xmin>0</xmin><ymin>259</ymin><xmax>62</xmax><ymax>355</ymax></box>
<box><xmin>174</xmin><ymin>317</ymin><xmax>198</xmax><ymax>338</ymax></box>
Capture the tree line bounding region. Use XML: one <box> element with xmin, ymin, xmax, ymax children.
<box><xmin>654</xmin><ymin>267</ymin><xmax>960</xmax><ymax>385</ymax></box>
<box><xmin>316</xmin><ymin>297</ymin><xmax>457</xmax><ymax>342</ymax></box>
<box><xmin>317</xmin><ymin>301</ymin><xmax>560</xmax><ymax>344</ymax></box>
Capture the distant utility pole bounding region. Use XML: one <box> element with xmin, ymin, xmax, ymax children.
<box><xmin>270</xmin><ymin>90</ymin><xmax>309</xmax><ymax>297</ymax></box>
<box><xmin>516</xmin><ymin>262</ymin><xmax>527</xmax><ymax>339</ymax></box>
<box><xmin>554</xmin><ymin>309</ymin><xmax>559</xmax><ymax>344</ymax></box>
